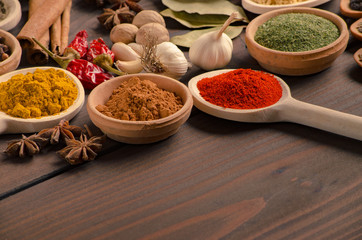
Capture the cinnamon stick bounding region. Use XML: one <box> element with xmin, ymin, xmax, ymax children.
<box><xmin>60</xmin><ymin>0</ymin><xmax>72</xmax><ymax>55</ymax></box>
<box><xmin>17</xmin><ymin>0</ymin><xmax>71</xmax><ymax>49</ymax></box>
<box><xmin>50</xmin><ymin>16</ymin><xmax>61</xmax><ymax>54</ymax></box>
<box><xmin>26</xmin><ymin>0</ymin><xmax>49</xmax><ymax>65</ymax></box>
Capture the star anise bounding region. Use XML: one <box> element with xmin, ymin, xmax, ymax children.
<box><xmin>4</xmin><ymin>134</ymin><xmax>49</xmax><ymax>158</ymax></box>
<box><xmin>115</xmin><ymin>0</ymin><xmax>143</xmax><ymax>12</ymax></box>
<box><xmin>37</xmin><ymin>119</ymin><xmax>83</xmax><ymax>145</ymax></box>
<box><xmin>56</xmin><ymin>133</ymin><xmax>106</xmax><ymax>165</ymax></box>
<box><xmin>97</xmin><ymin>0</ymin><xmax>143</xmax><ymax>30</ymax></box>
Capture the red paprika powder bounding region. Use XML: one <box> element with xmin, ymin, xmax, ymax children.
<box><xmin>197</xmin><ymin>69</ymin><xmax>282</xmax><ymax>109</ymax></box>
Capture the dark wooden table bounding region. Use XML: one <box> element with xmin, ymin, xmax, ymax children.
<box><xmin>1</xmin><ymin>0</ymin><xmax>361</xmax><ymax>239</ymax></box>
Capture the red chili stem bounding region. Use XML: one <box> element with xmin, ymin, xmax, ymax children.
<box><xmin>32</xmin><ymin>37</ymin><xmax>73</xmax><ymax>69</ymax></box>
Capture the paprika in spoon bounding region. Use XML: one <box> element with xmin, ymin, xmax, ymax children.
<box><xmin>189</xmin><ymin>69</ymin><xmax>362</xmax><ymax>141</ymax></box>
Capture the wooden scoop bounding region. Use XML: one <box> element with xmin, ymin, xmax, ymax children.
<box><xmin>188</xmin><ymin>69</ymin><xmax>362</xmax><ymax>141</ymax></box>
<box><xmin>0</xmin><ymin>67</ymin><xmax>85</xmax><ymax>134</ymax></box>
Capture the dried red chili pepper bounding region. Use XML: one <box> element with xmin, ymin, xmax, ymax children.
<box><xmin>66</xmin><ymin>59</ymin><xmax>113</xmax><ymax>89</ymax></box>
<box><xmin>86</xmin><ymin>38</ymin><xmax>123</xmax><ymax>76</ymax></box>
<box><xmin>33</xmin><ymin>38</ymin><xmax>113</xmax><ymax>90</ymax></box>
<box><xmin>197</xmin><ymin>69</ymin><xmax>282</xmax><ymax>109</ymax></box>
<box><xmin>63</xmin><ymin>30</ymin><xmax>89</xmax><ymax>59</ymax></box>
<box><xmin>86</xmin><ymin>38</ymin><xmax>114</xmax><ymax>62</ymax></box>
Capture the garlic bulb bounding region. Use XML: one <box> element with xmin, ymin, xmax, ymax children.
<box><xmin>142</xmin><ymin>41</ymin><xmax>189</xmax><ymax>80</ymax></box>
<box><xmin>189</xmin><ymin>12</ymin><xmax>237</xmax><ymax>70</ymax></box>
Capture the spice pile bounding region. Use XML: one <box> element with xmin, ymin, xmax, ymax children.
<box><xmin>96</xmin><ymin>76</ymin><xmax>183</xmax><ymax>121</ymax></box>
<box><xmin>0</xmin><ymin>68</ymin><xmax>78</xmax><ymax>118</ymax></box>
<box><xmin>197</xmin><ymin>69</ymin><xmax>282</xmax><ymax>109</ymax></box>
<box><xmin>254</xmin><ymin>13</ymin><xmax>340</xmax><ymax>52</ymax></box>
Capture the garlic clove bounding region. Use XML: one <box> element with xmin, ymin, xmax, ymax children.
<box><xmin>111</xmin><ymin>42</ymin><xmax>140</xmax><ymax>61</ymax></box>
<box><xmin>115</xmin><ymin>59</ymin><xmax>144</xmax><ymax>74</ymax></box>
<box><xmin>128</xmin><ymin>42</ymin><xmax>144</xmax><ymax>56</ymax></box>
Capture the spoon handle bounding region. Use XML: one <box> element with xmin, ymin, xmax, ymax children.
<box><xmin>278</xmin><ymin>98</ymin><xmax>362</xmax><ymax>141</ymax></box>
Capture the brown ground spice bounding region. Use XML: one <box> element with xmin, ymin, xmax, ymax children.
<box><xmin>96</xmin><ymin>77</ymin><xmax>184</xmax><ymax>121</ymax></box>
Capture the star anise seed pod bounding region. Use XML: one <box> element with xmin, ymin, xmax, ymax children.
<box><xmin>37</xmin><ymin>119</ymin><xmax>83</xmax><ymax>145</ymax></box>
<box><xmin>124</xmin><ymin>0</ymin><xmax>143</xmax><ymax>12</ymax></box>
<box><xmin>98</xmin><ymin>2</ymin><xmax>141</xmax><ymax>30</ymax></box>
<box><xmin>4</xmin><ymin>134</ymin><xmax>49</xmax><ymax>158</ymax></box>
<box><xmin>57</xmin><ymin>134</ymin><xmax>106</xmax><ymax>165</ymax></box>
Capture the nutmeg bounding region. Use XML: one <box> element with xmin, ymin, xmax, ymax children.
<box><xmin>132</xmin><ymin>10</ymin><xmax>166</xmax><ymax>28</ymax></box>
<box><xmin>135</xmin><ymin>23</ymin><xmax>170</xmax><ymax>46</ymax></box>
<box><xmin>110</xmin><ymin>23</ymin><xmax>139</xmax><ymax>44</ymax></box>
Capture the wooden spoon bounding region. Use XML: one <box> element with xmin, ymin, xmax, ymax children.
<box><xmin>189</xmin><ymin>69</ymin><xmax>362</xmax><ymax>141</ymax></box>
<box><xmin>0</xmin><ymin>67</ymin><xmax>85</xmax><ymax>134</ymax></box>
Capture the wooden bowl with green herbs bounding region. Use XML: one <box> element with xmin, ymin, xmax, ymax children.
<box><xmin>245</xmin><ymin>7</ymin><xmax>348</xmax><ymax>76</ymax></box>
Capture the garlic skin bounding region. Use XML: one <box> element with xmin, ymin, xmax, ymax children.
<box><xmin>111</xmin><ymin>42</ymin><xmax>140</xmax><ymax>61</ymax></box>
<box><xmin>155</xmin><ymin>42</ymin><xmax>189</xmax><ymax>80</ymax></box>
<box><xmin>189</xmin><ymin>31</ymin><xmax>233</xmax><ymax>71</ymax></box>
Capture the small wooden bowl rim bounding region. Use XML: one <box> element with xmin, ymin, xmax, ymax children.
<box><xmin>241</xmin><ymin>0</ymin><xmax>330</xmax><ymax>14</ymax></box>
<box><xmin>245</xmin><ymin>7</ymin><xmax>348</xmax><ymax>56</ymax></box>
<box><xmin>0</xmin><ymin>28</ymin><xmax>21</xmax><ymax>68</ymax></box>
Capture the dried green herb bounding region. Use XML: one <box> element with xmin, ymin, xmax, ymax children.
<box><xmin>254</xmin><ymin>13</ymin><xmax>340</xmax><ymax>52</ymax></box>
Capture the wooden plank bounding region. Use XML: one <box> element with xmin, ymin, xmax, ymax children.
<box><xmin>1</xmin><ymin>115</ymin><xmax>361</xmax><ymax>238</ymax></box>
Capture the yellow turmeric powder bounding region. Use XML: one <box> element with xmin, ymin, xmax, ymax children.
<box><xmin>0</xmin><ymin>68</ymin><xmax>78</xmax><ymax>118</ymax></box>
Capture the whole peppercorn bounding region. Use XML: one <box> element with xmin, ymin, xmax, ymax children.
<box><xmin>349</xmin><ymin>0</ymin><xmax>362</xmax><ymax>11</ymax></box>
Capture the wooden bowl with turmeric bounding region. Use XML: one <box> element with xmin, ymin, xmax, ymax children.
<box><xmin>0</xmin><ymin>28</ymin><xmax>21</xmax><ymax>75</ymax></box>
<box><xmin>87</xmin><ymin>73</ymin><xmax>193</xmax><ymax>144</ymax></box>
<box><xmin>245</xmin><ymin>7</ymin><xmax>349</xmax><ymax>76</ymax></box>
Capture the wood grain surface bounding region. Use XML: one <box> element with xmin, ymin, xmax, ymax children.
<box><xmin>0</xmin><ymin>0</ymin><xmax>361</xmax><ymax>239</ymax></box>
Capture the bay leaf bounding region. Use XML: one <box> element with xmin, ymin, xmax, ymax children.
<box><xmin>161</xmin><ymin>9</ymin><xmax>243</xmax><ymax>28</ymax></box>
<box><xmin>170</xmin><ymin>25</ymin><xmax>246</xmax><ymax>48</ymax></box>
<box><xmin>161</xmin><ymin>0</ymin><xmax>249</xmax><ymax>21</ymax></box>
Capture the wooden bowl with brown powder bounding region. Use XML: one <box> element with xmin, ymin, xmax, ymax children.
<box><xmin>87</xmin><ymin>73</ymin><xmax>193</xmax><ymax>144</ymax></box>
<box><xmin>245</xmin><ymin>7</ymin><xmax>348</xmax><ymax>76</ymax></box>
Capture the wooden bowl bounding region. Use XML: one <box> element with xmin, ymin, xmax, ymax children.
<box><xmin>87</xmin><ymin>73</ymin><xmax>193</xmax><ymax>144</ymax></box>
<box><xmin>340</xmin><ymin>0</ymin><xmax>362</xmax><ymax>19</ymax></box>
<box><xmin>0</xmin><ymin>29</ymin><xmax>21</xmax><ymax>75</ymax></box>
<box><xmin>241</xmin><ymin>0</ymin><xmax>330</xmax><ymax>15</ymax></box>
<box><xmin>350</xmin><ymin>18</ymin><xmax>362</xmax><ymax>41</ymax></box>
<box><xmin>354</xmin><ymin>48</ymin><xmax>362</xmax><ymax>67</ymax></box>
<box><xmin>245</xmin><ymin>7</ymin><xmax>349</xmax><ymax>76</ymax></box>
<box><xmin>0</xmin><ymin>0</ymin><xmax>22</xmax><ymax>31</ymax></box>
